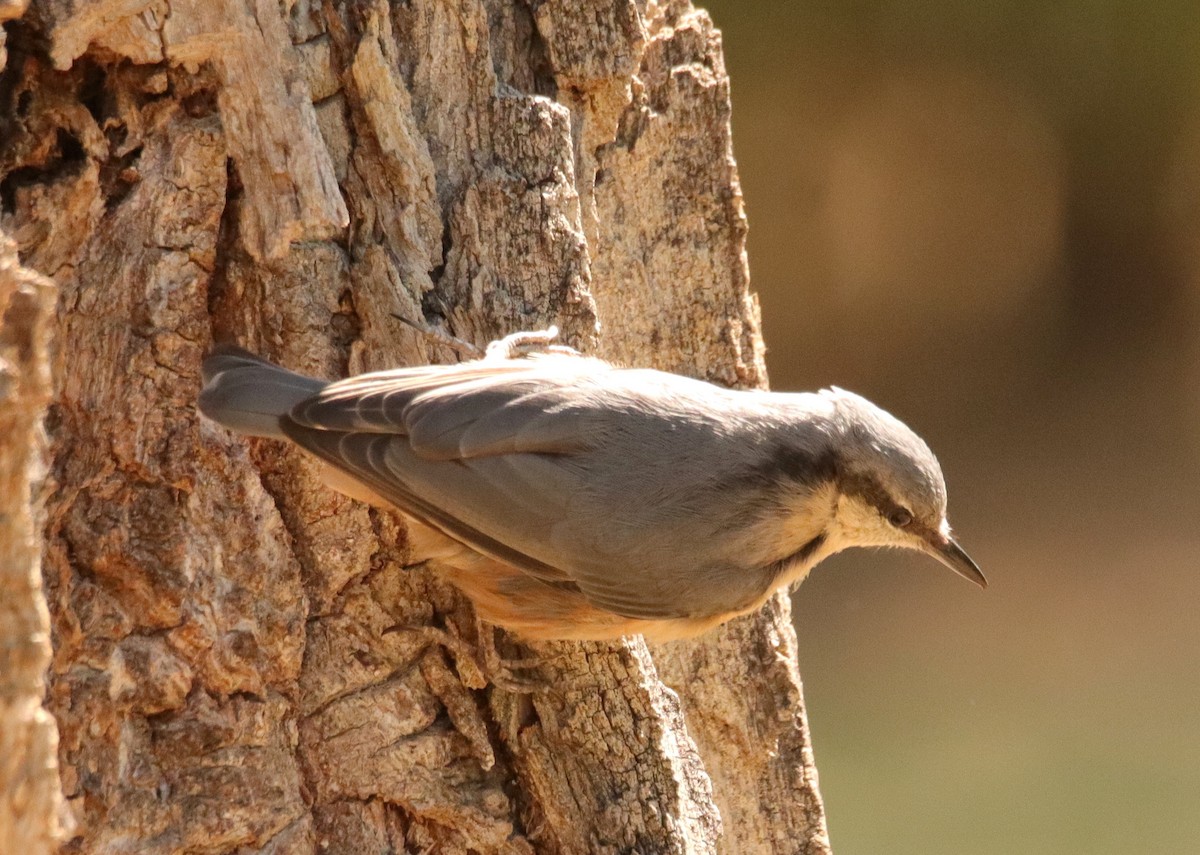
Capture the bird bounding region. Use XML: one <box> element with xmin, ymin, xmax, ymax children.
<box><xmin>198</xmin><ymin>330</ymin><xmax>985</xmax><ymax>642</ymax></box>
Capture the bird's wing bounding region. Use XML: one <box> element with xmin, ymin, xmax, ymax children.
<box><xmin>289</xmin><ymin>355</ymin><xmax>604</xmax><ymax>457</ymax></box>
<box><xmin>281</xmin><ymin>356</ymin><xmax>778</xmax><ymax>619</ymax></box>
<box><xmin>280</xmin><ymin>425</ymin><xmax>579</xmax><ymax>584</ymax></box>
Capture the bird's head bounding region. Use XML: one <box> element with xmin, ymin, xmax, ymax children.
<box><xmin>820</xmin><ymin>388</ymin><xmax>986</xmax><ymax>588</ymax></box>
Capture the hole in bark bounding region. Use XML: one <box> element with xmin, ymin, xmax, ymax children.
<box><xmin>0</xmin><ymin>129</ymin><xmax>87</xmax><ymax>208</ymax></box>
<box><xmin>0</xmin><ymin>172</ymin><xmax>20</xmax><ymax>214</ymax></box>
<box><xmin>0</xmin><ymin>155</ymin><xmax>73</xmax><ymax>214</ymax></box>
<box><xmin>56</xmin><ymin>128</ymin><xmax>86</xmax><ymax>164</ymax></box>
<box><xmin>182</xmin><ymin>88</ymin><xmax>218</xmax><ymax>119</ymax></box>
<box><xmin>420</xmin><ymin>289</ymin><xmax>449</xmax><ymax>323</ymax></box>
<box><xmin>104</xmin><ymin>121</ymin><xmax>128</xmax><ymax>152</ymax></box>
<box><xmin>79</xmin><ymin>61</ymin><xmax>109</xmax><ymax>125</ymax></box>
<box><xmin>429</xmin><ymin>219</ymin><xmax>452</xmax><ymax>286</ymax></box>
<box><xmin>42</xmin><ymin>401</ymin><xmax>64</xmax><ymax>441</ymax></box>
<box><xmin>524</xmin><ymin>14</ymin><xmax>559</xmax><ymax>99</ymax></box>
<box><xmin>331</xmin><ymin>288</ymin><xmax>361</xmax><ymax>349</ymax></box>
<box><xmin>100</xmin><ymin>144</ymin><xmax>143</xmax><ymax>211</ymax></box>
<box><xmin>204</xmin><ymin>158</ymin><xmax>244</xmax><ymax>339</ymax></box>
<box><xmin>0</xmin><ymin>19</ymin><xmax>38</xmax><ymax>116</ymax></box>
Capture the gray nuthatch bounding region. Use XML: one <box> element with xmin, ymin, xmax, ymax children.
<box><xmin>198</xmin><ymin>331</ymin><xmax>985</xmax><ymax>641</ymax></box>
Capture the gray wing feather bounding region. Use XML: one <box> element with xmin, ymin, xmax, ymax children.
<box><xmin>279</xmin><ymin>420</ymin><xmax>577</xmax><ymax>585</ymax></box>
<box><xmin>289</xmin><ymin>362</ymin><xmax>534</xmax><ymax>432</ymax></box>
<box><xmin>261</xmin><ymin>354</ymin><xmax>786</xmax><ymax>621</ymax></box>
<box><xmin>199</xmin><ymin>346</ymin><xmax>327</xmax><ymax>439</ymax></box>
<box><xmin>403</xmin><ymin>383</ymin><xmax>596</xmax><ymax>459</ymax></box>
<box><xmin>291</xmin><ymin>356</ymin><xmax>604</xmax><ymax>458</ymax></box>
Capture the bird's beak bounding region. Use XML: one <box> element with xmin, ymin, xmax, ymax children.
<box><xmin>921</xmin><ymin>532</ymin><xmax>987</xmax><ymax>589</ymax></box>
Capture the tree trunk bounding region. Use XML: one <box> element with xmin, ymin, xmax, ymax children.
<box><xmin>0</xmin><ymin>1</ymin><xmax>831</xmax><ymax>852</ymax></box>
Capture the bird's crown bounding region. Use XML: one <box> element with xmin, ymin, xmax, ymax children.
<box><xmin>819</xmin><ymin>387</ymin><xmax>948</xmax><ymax>522</ymax></box>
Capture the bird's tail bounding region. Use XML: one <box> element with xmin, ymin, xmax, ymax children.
<box><xmin>198</xmin><ymin>345</ymin><xmax>327</xmax><ymax>439</ymax></box>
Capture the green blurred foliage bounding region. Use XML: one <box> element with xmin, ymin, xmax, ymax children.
<box><xmin>702</xmin><ymin>2</ymin><xmax>1200</xmax><ymax>853</ymax></box>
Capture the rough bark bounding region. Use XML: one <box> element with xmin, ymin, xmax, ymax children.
<box><xmin>0</xmin><ymin>1</ymin><xmax>830</xmax><ymax>852</ymax></box>
<box><xmin>0</xmin><ymin>233</ymin><xmax>71</xmax><ymax>852</ymax></box>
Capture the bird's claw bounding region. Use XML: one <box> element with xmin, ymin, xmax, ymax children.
<box><xmin>382</xmin><ymin>620</ymin><xmax>550</xmax><ymax>694</ymax></box>
<box><xmin>485</xmin><ymin>326</ymin><xmax>581</xmax><ymax>361</ymax></box>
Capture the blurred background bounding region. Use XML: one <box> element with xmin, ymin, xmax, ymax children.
<box><xmin>701</xmin><ymin>2</ymin><xmax>1200</xmax><ymax>853</ymax></box>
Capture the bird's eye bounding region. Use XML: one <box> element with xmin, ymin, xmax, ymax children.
<box><xmin>888</xmin><ymin>508</ymin><xmax>914</xmax><ymax>528</ymax></box>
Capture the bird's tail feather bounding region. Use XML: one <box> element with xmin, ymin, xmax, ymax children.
<box><xmin>198</xmin><ymin>345</ymin><xmax>327</xmax><ymax>439</ymax></box>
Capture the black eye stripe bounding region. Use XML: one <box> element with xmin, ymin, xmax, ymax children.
<box><xmin>839</xmin><ymin>472</ymin><xmax>914</xmax><ymax>528</ymax></box>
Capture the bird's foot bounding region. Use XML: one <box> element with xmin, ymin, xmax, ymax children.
<box><xmin>390</xmin><ymin>317</ymin><xmax>581</xmax><ymax>363</ymax></box>
<box><xmin>474</xmin><ymin>618</ymin><xmax>556</xmax><ymax>695</ymax></box>
<box><xmin>484</xmin><ymin>326</ymin><xmax>581</xmax><ymax>361</ymax></box>
<box><xmin>381</xmin><ymin>620</ymin><xmax>550</xmax><ymax>694</ymax></box>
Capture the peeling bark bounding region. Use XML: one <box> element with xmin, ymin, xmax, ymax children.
<box><xmin>0</xmin><ymin>1</ymin><xmax>830</xmax><ymax>852</ymax></box>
